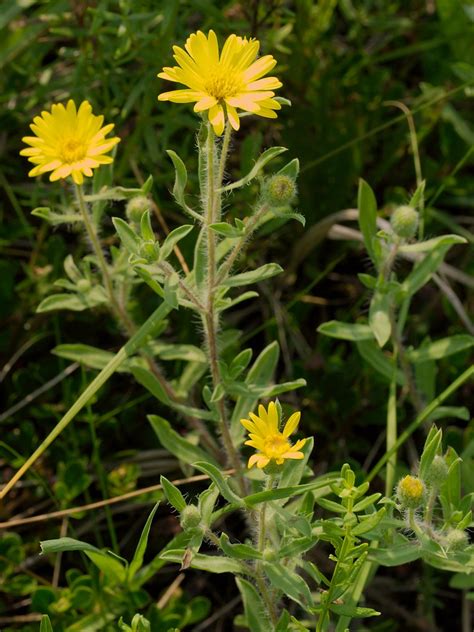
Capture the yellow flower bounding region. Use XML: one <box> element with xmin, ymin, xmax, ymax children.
<box><xmin>241</xmin><ymin>401</ymin><xmax>307</xmax><ymax>469</ymax></box>
<box><xmin>20</xmin><ymin>100</ymin><xmax>120</xmax><ymax>185</ymax></box>
<box><xmin>158</xmin><ymin>30</ymin><xmax>282</xmax><ymax>135</ymax></box>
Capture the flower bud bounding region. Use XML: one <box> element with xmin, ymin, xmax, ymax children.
<box><xmin>445</xmin><ymin>529</ymin><xmax>468</xmax><ymax>551</ymax></box>
<box><xmin>263</xmin><ymin>547</ymin><xmax>277</xmax><ymax>562</ymax></box>
<box><xmin>179</xmin><ymin>505</ymin><xmax>201</xmax><ymax>530</ymax></box>
<box><xmin>396</xmin><ymin>475</ymin><xmax>426</xmax><ymax>509</ymax></box>
<box><xmin>391</xmin><ymin>205</ymin><xmax>419</xmax><ymax>239</ymax></box>
<box><xmin>139</xmin><ymin>240</ymin><xmax>159</xmax><ymax>263</ymax></box>
<box><xmin>424</xmin><ymin>456</ymin><xmax>449</xmax><ymax>488</ymax></box>
<box><xmin>126</xmin><ymin>195</ymin><xmax>151</xmax><ymax>224</ymax></box>
<box><xmin>77</xmin><ymin>278</ymin><xmax>91</xmax><ymax>293</ymax></box>
<box><xmin>262</xmin><ymin>174</ymin><xmax>297</xmax><ymax>207</ymax></box>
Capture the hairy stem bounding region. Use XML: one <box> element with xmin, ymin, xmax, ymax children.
<box><xmin>201</xmin><ymin>123</ymin><xmax>245</xmax><ymax>489</ymax></box>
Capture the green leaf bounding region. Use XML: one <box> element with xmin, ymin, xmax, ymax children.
<box><xmin>160</xmin><ymin>225</ymin><xmax>194</xmax><ymax>260</ymax></box>
<box><xmin>220</xmin><ymin>147</ymin><xmax>288</xmax><ymax>192</ymax></box>
<box><xmin>112</xmin><ymin>217</ymin><xmax>141</xmax><ymax>255</ymax></box>
<box><xmin>193</xmin><ymin>462</ymin><xmax>243</xmax><ymax>505</ymax></box>
<box><xmin>370</xmin><ymin>543</ymin><xmax>422</xmax><ymax>566</ymax></box>
<box><xmin>131</xmin><ymin>366</ymin><xmax>171</xmax><ymax>403</ymax></box>
<box><xmin>128</xmin><ymin>503</ymin><xmax>160</xmax><ymax>582</ymax></box>
<box><xmin>401</xmin><ymin>243</ymin><xmax>457</xmax><ymax>296</ymax></box>
<box><xmin>36</xmin><ymin>293</ymin><xmax>103</xmax><ymax>313</ymax></box>
<box><xmin>258</xmin><ymin>378</ymin><xmax>307</xmax><ymax>398</ymax></box>
<box><xmin>134</xmin><ymin>265</ymin><xmax>165</xmax><ymax>298</ymax></box>
<box><xmin>329</xmin><ymin>604</ymin><xmax>380</xmax><ymax>618</ymax></box>
<box><xmin>151</xmin><ymin>342</ymin><xmax>206</xmax><ymax>363</ymax></box>
<box><xmin>209</xmin><ymin>222</ymin><xmax>245</xmax><ymax>238</ymax></box>
<box><xmin>198</xmin><ymin>483</ymin><xmax>220</xmax><ymax>526</ymax></box>
<box><xmin>222</xmin><ymin>263</ymin><xmax>283</xmax><ymax>288</ymax></box>
<box><xmin>407</xmin><ymin>335</ymin><xmax>474</xmax><ymax>363</ymax></box>
<box><xmin>219</xmin><ymin>533</ymin><xmax>262</xmax><ymax>560</ymax></box>
<box><xmin>263</xmin><ymin>561</ymin><xmax>312</xmax><ymax>607</ymax></box>
<box><xmin>356</xmin><ymin>340</ymin><xmax>405</xmax><ymax>385</ymax></box>
<box><xmin>279</xmin><ymin>536</ymin><xmax>316</xmax><ymax>558</ymax></box>
<box><xmin>351</xmin><ymin>508</ymin><xmax>386</xmax><ymax>535</ymax></box>
<box><xmin>166</xmin><ymin>150</ymin><xmax>201</xmax><ymax>220</ymax></box>
<box><xmin>140</xmin><ymin>210</ymin><xmax>155</xmax><ymax>242</ymax></box>
<box><xmin>352</xmin><ymin>493</ymin><xmax>382</xmax><ymax>512</ymax></box>
<box><xmin>245</xmin><ymin>474</ymin><xmax>339</xmax><ymax>507</ymax></box>
<box><xmin>160</xmin><ymin>476</ymin><xmax>186</xmax><ymax>512</ymax></box>
<box><xmin>40</xmin><ymin>616</ymin><xmax>54</xmax><ymax>632</ymax></box>
<box><xmin>86</xmin><ymin>550</ymin><xmax>127</xmax><ymax>584</ymax></box>
<box><xmin>148</xmin><ymin>415</ymin><xmax>218</xmax><ymax>467</ymax></box>
<box><xmin>277</xmin><ymin>158</ymin><xmax>300</xmax><ymax>179</ymax></box>
<box><xmin>40</xmin><ymin>537</ymin><xmax>99</xmax><ymax>555</ymax></box>
<box><xmin>419</xmin><ymin>427</ymin><xmax>442</xmax><ymax>479</ymax></box>
<box><xmin>358</xmin><ymin>273</ymin><xmax>377</xmax><ymax>289</ymax></box>
<box><xmin>427</xmin><ymin>406</ymin><xmax>470</xmax><ymax>422</ymax></box>
<box><xmin>369</xmin><ymin>290</ymin><xmax>392</xmax><ymax>348</ymax></box>
<box><xmin>440</xmin><ymin>448</ymin><xmax>462</xmax><ymax>510</ymax></box>
<box><xmin>40</xmin><ymin>538</ymin><xmax>126</xmax><ymax>583</ymax></box>
<box><xmin>160</xmin><ymin>550</ymin><xmax>244</xmax><ymax>573</ymax></box>
<box><xmin>357</xmin><ymin>179</ymin><xmax>378</xmax><ymax>264</ymax></box>
<box><xmin>53</xmin><ymin>344</ymin><xmax>129</xmax><ymax>373</ymax></box>
<box><xmin>236</xmin><ymin>577</ymin><xmax>269</xmax><ymax>632</ymax></box>
<box><xmin>408</xmin><ymin>180</ymin><xmax>426</xmax><ymax>209</ymax></box>
<box><xmin>317</xmin><ymin>321</ymin><xmax>374</xmax><ymax>341</ymax></box>
<box><xmin>398</xmin><ymin>234</ymin><xmax>466</xmax><ymax>254</ymax></box>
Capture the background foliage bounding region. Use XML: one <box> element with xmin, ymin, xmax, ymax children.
<box><xmin>0</xmin><ymin>1</ymin><xmax>473</xmax><ymax>630</ymax></box>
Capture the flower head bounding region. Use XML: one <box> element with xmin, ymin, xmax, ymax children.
<box><xmin>241</xmin><ymin>401</ymin><xmax>307</xmax><ymax>469</ymax></box>
<box><xmin>158</xmin><ymin>30</ymin><xmax>282</xmax><ymax>135</ymax></box>
<box><xmin>20</xmin><ymin>100</ymin><xmax>120</xmax><ymax>185</ymax></box>
<box><xmin>396</xmin><ymin>475</ymin><xmax>426</xmax><ymax>509</ymax></box>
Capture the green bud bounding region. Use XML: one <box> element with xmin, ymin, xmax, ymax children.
<box><xmin>262</xmin><ymin>174</ymin><xmax>297</xmax><ymax>207</ymax></box>
<box><xmin>139</xmin><ymin>240</ymin><xmax>159</xmax><ymax>263</ymax></box>
<box><xmin>445</xmin><ymin>529</ymin><xmax>468</xmax><ymax>552</ymax></box>
<box><xmin>391</xmin><ymin>205</ymin><xmax>419</xmax><ymax>239</ymax></box>
<box><xmin>396</xmin><ymin>475</ymin><xmax>426</xmax><ymax>509</ymax></box>
<box><xmin>77</xmin><ymin>278</ymin><xmax>91</xmax><ymax>293</ymax></box>
<box><xmin>263</xmin><ymin>547</ymin><xmax>277</xmax><ymax>562</ymax></box>
<box><xmin>180</xmin><ymin>505</ymin><xmax>201</xmax><ymax>531</ymax></box>
<box><xmin>126</xmin><ymin>196</ymin><xmax>151</xmax><ymax>224</ymax></box>
<box><xmin>424</xmin><ymin>455</ymin><xmax>449</xmax><ymax>487</ymax></box>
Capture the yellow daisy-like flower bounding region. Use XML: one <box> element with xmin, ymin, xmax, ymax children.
<box><xmin>20</xmin><ymin>100</ymin><xmax>120</xmax><ymax>185</ymax></box>
<box><xmin>241</xmin><ymin>401</ymin><xmax>307</xmax><ymax>469</ymax></box>
<box><xmin>158</xmin><ymin>30</ymin><xmax>282</xmax><ymax>136</ymax></box>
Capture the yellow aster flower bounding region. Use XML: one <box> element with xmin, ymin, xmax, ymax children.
<box><xmin>158</xmin><ymin>29</ymin><xmax>283</xmax><ymax>135</ymax></box>
<box><xmin>241</xmin><ymin>401</ymin><xmax>307</xmax><ymax>469</ymax></box>
<box><xmin>20</xmin><ymin>100</ymin><xmax>120</xmax><ymax>185</ymax></box>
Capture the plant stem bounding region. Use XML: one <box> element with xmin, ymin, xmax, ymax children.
<box><xmin>424</xmin><ymin>486</ymin><xmax>438</xmax><ymax>525</ymax></box>
<box><xmin>75</xmin><ymin>183</ymin><xmax>135</xmax><ymax>333</ymax></box>
<box><xmin>254</xmin><ymin>475</ymin><xmax>279</xmax><ymax>625</ymax></box>
<box><xmin>201</xmin><ymin>122</ymin><xmax>245</xmax><ymax>490</ymax></box>
<box><xmin>215</xmin><ymin>203</ymin><xmax>269</xmax><ymax>286</ymax></box>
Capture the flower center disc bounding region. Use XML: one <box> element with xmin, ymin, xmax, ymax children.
<box><xmin>263</xmin><ymin>434</ymin><xmax>290</xmax><ymax>458</ymax></box>
<box><xmin>205</xmin><ymin>69</ymin><xmax>242</xmax><ymax>100</ymax></box>
<box><xmin>61</xmin><ymin>138</ymin><xmax>86</xmax><ymax>163</ymax></box>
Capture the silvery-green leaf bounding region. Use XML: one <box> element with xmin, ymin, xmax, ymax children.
<box><xmin>220</xmin><ymin>147</ymin><xmax>288</xmax><ymax>192</ymax></box>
